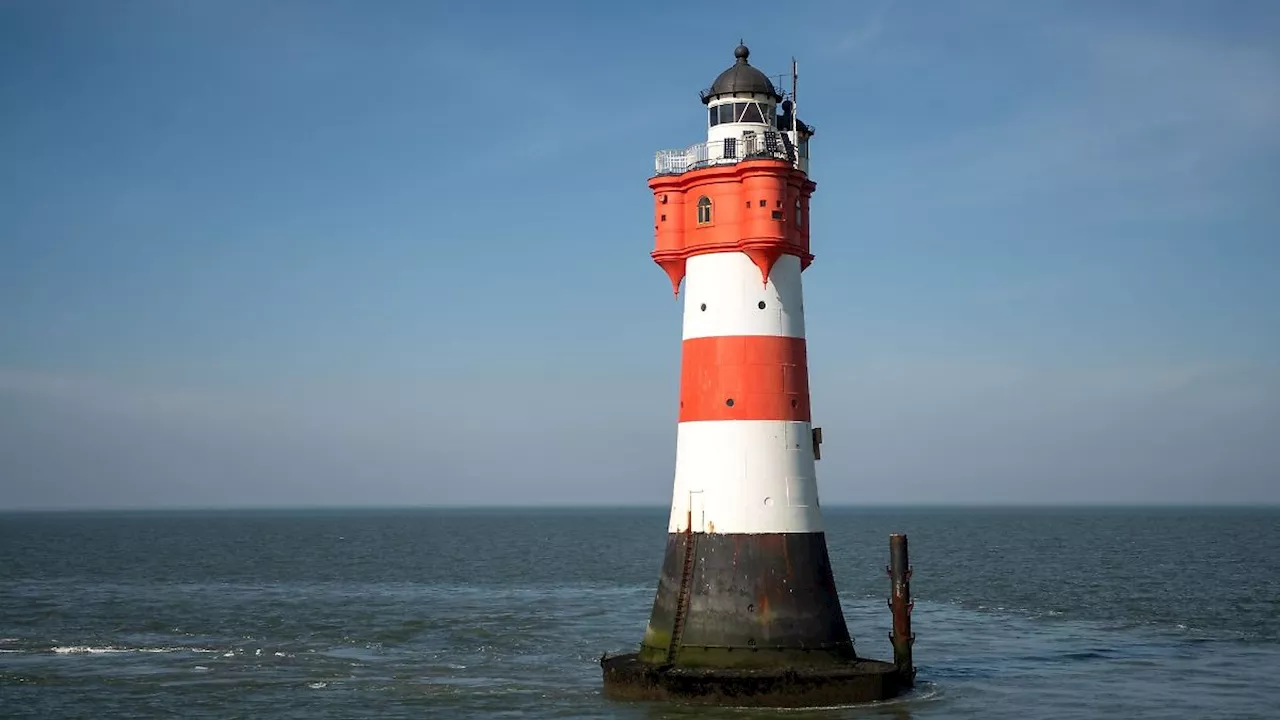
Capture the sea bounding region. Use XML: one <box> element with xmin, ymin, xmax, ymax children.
<box><xmin>1</xmin><ymin>506</ymin><xmax>1277</xmax><ymax>719</ymax></box>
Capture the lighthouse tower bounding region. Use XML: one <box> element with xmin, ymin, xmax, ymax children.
<box><xmin>637</xmin><ymin>43</ymin><xmax>844</xmax><ymax>666</ymax></box>
<box><xmin>637</xmin><ymin>40</ymin><xmax>850</xmax><ymax>671</ymax></box>
<box><xmin>602</xmin><ymin>43</ymin><xmax>910</xmax><ymax>706</ymax></box>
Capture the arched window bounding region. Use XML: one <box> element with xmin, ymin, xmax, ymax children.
<box><xmin>696</xmin><ymin>196</ymin><xmax>713</xmax><ymax>225</ymax></box>
<box><xmin>795</xmin><ymin>198</ymin><xmax>803</xmax><ymax>227</ymax></box>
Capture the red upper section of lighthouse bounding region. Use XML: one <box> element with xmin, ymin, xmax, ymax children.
<box><xmin>650</xmin><ymin>159</ymin><xmax>816</xmax><ymax>295</ymax></box>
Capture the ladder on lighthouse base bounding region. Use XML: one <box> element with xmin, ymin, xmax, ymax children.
<box><xmin>666</xmin><ymin>492</ymin><xmax>702</xmax><ymax>665</ymax></box>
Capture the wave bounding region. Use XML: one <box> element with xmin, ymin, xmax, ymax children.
<box><xmin>50</xmin><ymin>646</ymin><xmax>220</xmax><ymax>655</ymax></box>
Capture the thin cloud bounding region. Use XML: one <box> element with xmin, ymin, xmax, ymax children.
<box><xmin>816</xmin><ymin>356</ymin><xmax>1280</xmax><ymax>504</ymax></box>
<box><xmin>845</xmin><ymin>19</ymin><xmax>1280</xmax><ymax>221</ymax></box>
<box><xmin>827</xmin><ymin>0</ymin><xmax>897</xmax><ymax>56</ymax></box>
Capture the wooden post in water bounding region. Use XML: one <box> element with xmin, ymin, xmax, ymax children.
<box><xmin>887</xmin><ymin>533</ymin><xmax>916</xmax><ymax>685</ymax></box>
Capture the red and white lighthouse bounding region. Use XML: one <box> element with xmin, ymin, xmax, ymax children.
<box><xmin>639</xmin><ymin>42</ymin><xmax>854</xmax><ymax>668</ymax></box>
<box><xmin>603</xmin><ymin>44</ymin><xmax>911</xmax><ymax>706</ymax></box>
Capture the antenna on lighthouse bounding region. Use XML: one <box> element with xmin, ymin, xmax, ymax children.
<box><xmin>791</xmin><ymin>56</ymin><xmax>798</xmax><ymax>136</ymax></box>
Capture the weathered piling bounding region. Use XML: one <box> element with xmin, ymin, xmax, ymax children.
<box><xmin>887</xmin><ymin>533</ymin><xmax>916</xmax><ymax>684</ymax></box>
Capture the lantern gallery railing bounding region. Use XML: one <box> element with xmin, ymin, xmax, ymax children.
<box><xmin>654</xmin><ymin>130</ymin><xmax>799</xmax><ymax>176</ymax></box>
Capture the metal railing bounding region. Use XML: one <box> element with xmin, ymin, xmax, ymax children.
<box><xmin>654</xmin><ymin>130</ymin><xmax>798</xmax><ymax>176</ymax></box>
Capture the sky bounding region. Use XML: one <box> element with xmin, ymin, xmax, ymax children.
<box><xmin>1</xmin><ymin>0</ymin><xmax>1278</xmax><ymax>510</ymax></box>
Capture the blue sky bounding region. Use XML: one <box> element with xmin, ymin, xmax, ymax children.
<box><xmin>2</xmin><ymin>0</ymin><xmax>1278</xmax><ymax>509</ymax></box>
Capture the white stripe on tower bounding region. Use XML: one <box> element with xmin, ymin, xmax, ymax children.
<box><xmin>680</xmin><ymin>253</ymin><xmax>807</xmax><ymax>341</ymax></box>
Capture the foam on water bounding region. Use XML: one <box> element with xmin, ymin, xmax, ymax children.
<box><xmin>47</xmin><ymin>645</ymin><xmax>220</xmax><ymax>655</ymax></box>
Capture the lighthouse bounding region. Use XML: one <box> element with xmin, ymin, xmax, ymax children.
<box><xmin>601</xmin><ymin>43</ymin><xmax>910</xmax><ymax>707</ymax></box>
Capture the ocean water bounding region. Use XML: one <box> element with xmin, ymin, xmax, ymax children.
<box><xmin>1</xmin><ymin>506</ymin><xmax>1277</xmax><ymax>719</ymax></box>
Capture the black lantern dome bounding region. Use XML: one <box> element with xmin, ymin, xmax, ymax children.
<box><xmin>701</xmin><ymin>43</ymin><xmax>782</xmax><ymax>104</ymax></box>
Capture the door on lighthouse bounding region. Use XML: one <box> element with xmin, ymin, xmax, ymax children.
<box><xmin>686</xmin><ymin>490</ymin><xmax>706</xmax><ymax>534</ymax></box>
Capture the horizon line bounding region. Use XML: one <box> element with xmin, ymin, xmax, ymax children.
<box><xmin>3</xmin><ymin>501</ymin><xmax>1277</xmax><ymax>514</ymax></box>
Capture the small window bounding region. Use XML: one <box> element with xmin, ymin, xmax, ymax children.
<box><xmin>696</xmin><ymin>196</ymin><xmax>713</xmax><ymax>225</ymax></box>
<box><xmin>717</xmin><ymin>104</ymin><xmax>735</xmax><ymax>124</ymax></box>
<box><xmin>740</xmin><ymin>102</ymin><xmax>764</xmax><ymax>124</ymax></box>
<box><xmin>709</xmin><ymin>107</ymin><xmax>719</xmax><ymax>127</ymax></box>
<box><xmin>796</xmin><ymin>198</ymin><xmax>803</xmax><ymax>227</ymax></box>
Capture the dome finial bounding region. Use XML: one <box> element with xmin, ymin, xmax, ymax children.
<box><xmin>734</xmin><ymin>42</ymin><xmax>749</xmax><ymax>62</ymax></box>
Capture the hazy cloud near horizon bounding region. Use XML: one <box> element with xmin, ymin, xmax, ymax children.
<box><xmin>2</xmin><ymin>0</ymin><xmax>1278</xmax><ymax>509</ymax></box>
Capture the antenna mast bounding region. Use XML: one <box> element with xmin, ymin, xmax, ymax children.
<box><xmin>791</xmin><ymin>57</ymin><xmax>798</xmax><ymax>136</ymax></box>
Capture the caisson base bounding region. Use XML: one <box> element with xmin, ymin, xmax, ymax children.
<box><xmin>601</xmin><ymin>653</ymin><xmax>908</xmax><ymax>708</ymax></box>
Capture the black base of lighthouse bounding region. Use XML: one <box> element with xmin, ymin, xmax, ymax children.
<box><xmin>600</xmin><ymin>652</ymin><xmax>909</xmax><ymax>707</ymax></box>
<box><xmin>637</xmin><ymin>530</ymin><xmax>856</xmax><ymax>668</ymax></box>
